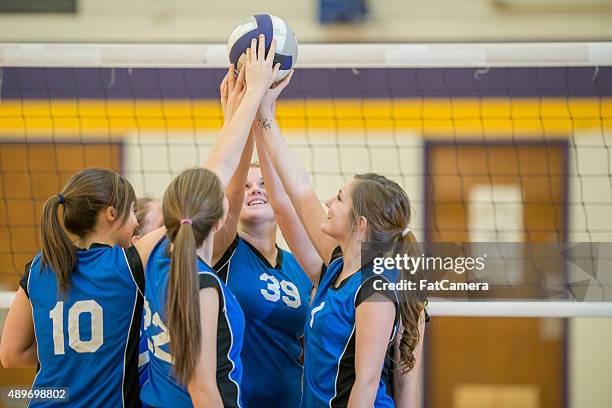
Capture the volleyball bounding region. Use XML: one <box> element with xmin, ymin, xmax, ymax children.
<box><xmin>228</xmin><ymin>14</ymin><xmax>298</xmax><ymax>81</ymax></box>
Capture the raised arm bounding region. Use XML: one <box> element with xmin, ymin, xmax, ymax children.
<box><xmin>212</xmin><ymin>134</ymin><xmax>253</xmax><ymax>264</ymax></box>
<box><xmin>255</xmin><ymin>71</ymin><xmax>338</xmax><ymax>265</ymax></box>
<box><xmin>254</xmin><ymin>126</ymin><xmax>322</xmax><ymax>283</ymax></box>
<box><xmin>205</xmin><ymin>35</ymin><xmax>279</xmax><ymax>188</ymax></box>
<box><xmin>212</xmin><ymin>68</ymin><xmax>257</xmax><ymax>263</ymax></box>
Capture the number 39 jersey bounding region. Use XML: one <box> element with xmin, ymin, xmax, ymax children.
<box><xmin>214</xmin><ymin>235</ymin><xmax>312</xmax><ymax>408</ymax></box>
<box><xmin>20</xmin><ymin>244</ymin><xmax>144</xmax><ymax>408</ymax></box>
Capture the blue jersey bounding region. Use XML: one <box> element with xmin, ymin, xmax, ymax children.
<box><xmin>20</xmin><ymin>244</ymin><xmax>144</xmax><ymax>408</ymax></box>
<box><xmin>214</xmin><ymin>235</ymin><xmax>312</xmax><ymax>408</ymax></box>
<box><xmin>302</xmin><ymin>249</ymin><xmax>399</xmax><ymax>408</ymax></box>
<box><xmin>140</xmin><ymin>237</ymin><xmax>245</xmax><ymax>408</ymax></box>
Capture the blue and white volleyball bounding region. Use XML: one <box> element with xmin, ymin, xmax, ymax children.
<box><xmin>228</xmin><ymin>14</ymin><xmax>298</xmax><ymax>82</ymax></box>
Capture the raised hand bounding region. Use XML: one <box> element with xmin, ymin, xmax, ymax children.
<box><xmin>259</xmin><ymin>69</ymin><xmax>294</xmax><ymax>117</ymax></box>
<box><xmin>206</xmin><ymin>35</ymin><xmax>279</xmax><ymax>188</ymax></box>
<box><xmin>244</xmin><ymin>34</ymin><xmax>280</xmax><ymax>96</ymax></box>
<box><xmin>220</xmin><ymin>64</ymin><xmax>246</xmax><ymax>124</ymax></box>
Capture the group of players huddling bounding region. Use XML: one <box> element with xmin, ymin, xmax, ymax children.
<box><xmin>1</xmin><ymin>35</ymin><xmax>427</xmax><ymax>408</ymax></box>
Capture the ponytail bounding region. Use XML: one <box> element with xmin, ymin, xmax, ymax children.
<box><xmin>396</xmin><ymin>230</ymin><xmax>426</xmax><ymax>374</ymax></box>
<box><xmin>166</xmin><ymin>221</ymin><xmax>201</xmax><ymax>384</ymax></box>
<box><xmin>162</xmin><ymin>167</ymin><xmax>225</xmax><ymax>383</ymax></box>
<box><xmin>40</xmin><ymin>194</ymin><xmax>76</xmax><ymax>294</ymax></box>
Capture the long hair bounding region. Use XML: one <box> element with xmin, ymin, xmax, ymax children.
<box><xmin>163</xmin><ymin>167</ymin><xmax>225</xmax><ymax>384</ymax></box>
<box><xmin>351</xmin><ymin>173</ymin><xmax>426</xmax><ymax>373</ymax></box>
<box><xmin>40</xmin><ymin>168</ymin><xmax>135</xmax><ymax>294</ymax></box>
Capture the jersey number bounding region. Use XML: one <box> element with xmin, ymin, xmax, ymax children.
<box><xmin>143</xmin><ymin>298</ymin><xmax>172</xmax><ymax>364</ymax></box>
<box><xmin>259</xmin><ymin>273</ymin><xmax>301</xmax><ymax>308</ymax></box>
<box><xmin>49</xmin><ymin>300</ymin><xmax>103</xmax><ymax>355</ymax></box>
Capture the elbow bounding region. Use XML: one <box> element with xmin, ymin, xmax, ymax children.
<box><xmin>0</xmin><ymin>346</ymin><xmax>16</xmax><ymax>369</ymax></box>
<box><xmin>0</xmin><ymin>343</ymin><xmax>36</xmax><ymax>369</ymax></box>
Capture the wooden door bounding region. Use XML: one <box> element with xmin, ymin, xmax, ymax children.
<box><xmin>425</xmin><ymin>143</ymin><xmax>567</xmax><ymax>408</ymax></box>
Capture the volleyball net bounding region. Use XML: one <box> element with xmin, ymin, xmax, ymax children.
<box><xmin>1</xmin><ymin>43</ymin><xmax>612</xmax><ymax>316</ymax></box>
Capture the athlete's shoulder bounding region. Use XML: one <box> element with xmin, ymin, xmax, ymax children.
<box><xmin>198</xmin><ymin>268</ymin><xmax>223</xmax><ymax>291</ymax></box>
<box><xmin>318</xmin><ymin>251</ymin><xmax>344</xmax><ymax>290</ymax></box>
<box><xmin>20</xmin><ymin>253</ymin><xmax>42</xmax><ymax>298</ymax></box>
<box><xmin>213</xmin><ymin>234</ymin><xmax>240</xmax><ymax>272</ymax></box>
<box><xmin>149</xmin><ymin>235</ymin><xmax>170</xmax><ymax>257</ymax></box>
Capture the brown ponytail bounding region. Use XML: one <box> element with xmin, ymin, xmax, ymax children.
<box><xmin>351</xmin><ymin>173</ymin><xmax>426</xmax><ymax>374</ymax></box>
<box><xmin>166</xmin><ymin>221</ymin><xmax>200</xmax><ymax>384</ymax></box>
<box><xmin>396</xmin><ymin>230</ymin><xmax>426</xmax><ymax>373</ymax></box>
<box><xmin>40</xmin><ymin>168</ymin><xmax>136</xmax><ymax>294</ymax></box>
<box><xmin>163</xmin><ymin>167</ymin><xmax>224</xmax><ymax>384</ymax></box>
<box><xmin>41</xmin><ymin>194</ymin><xmax>76</xmax><ymax>294</ymax></box>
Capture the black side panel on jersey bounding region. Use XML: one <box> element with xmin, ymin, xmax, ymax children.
<box><xmin>123</xmin><ymin>246</ymin><xmax>145</xmax><ymax>407</ymax></box>
<box><xmin>199</xmin><ymin>273</ymin><xmax>223</xmax><ymax>303</ymax></box>
<box><xmin>19</xmin><ymin>260</ymin><xmax>33</xmax><ymax>298</ymax></box>
<box><xmin>355</xmin><ymin>276</ymin><xmax>399</xmax><ymax>308</ymax></box>
<box><xmin>213</xmin><ymin>235</ymin><xmax>239</xmax><ymax>283</ymax></box>
<box><xmin>125</xmin><ymin>246</ymin><xmax>145</xmax><ymax>294</ymax></box>
<box><xmin>123</xmin><ymin>288</ymin><xmax>144</xmax><ymax>408</ymax></box>
<box><xmin>198</xmin><ymin>273</ymin><xmax>241</xmax><ymax>408</ymax></box>
<box><xmin>330</xmin><ymin>329</ymin><xmax>357</xmax><ymax>407</ymax></box>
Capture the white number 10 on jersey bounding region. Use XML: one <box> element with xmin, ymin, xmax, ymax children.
<box><xmin>49</xmin><ymin>300</ymin><xmax>104</xmax><ymax>355</ymax></box>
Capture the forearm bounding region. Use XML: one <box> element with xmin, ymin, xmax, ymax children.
<box><xmin>226</xmin><ymin>134</ymin><xmax>254</xmax><ymax>199</ymax></box>
<box><xmin>255</xmin><ymin>122</ymin><xmax>327</xmax><ymax>274</ymax></box>
<box><xmin>395</xmin><ymin>377</ymin><xmax>418</xmax><ymax>408</ymax></box>
<box><xmin>212</xmin><ymin>135</ymin><xmax>254</xmax><ymax>261</ymax></box>
<box><xmin>256</xmin><ymin>109</ymin><xmax>312</xmax><ymax>202</ymax></box>
<box><xmin>253</xmin><ymin>128</ymin><xmax>292</xmax><ymax>209</ymax></box>
<box><xmin>205</xmin><ymin>89</ymin><xmax>263</xmax><ymax>186</ymax></box>
<box><xmin>347</xmin><ymin>377</ymin><xmax>379</xmax><ymax>408</ymax></box>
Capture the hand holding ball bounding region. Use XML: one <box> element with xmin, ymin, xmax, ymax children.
<box><xmin>228</xmin><ymin>14</ymin><xmax>298</xmax><ymax>82</ymax></box>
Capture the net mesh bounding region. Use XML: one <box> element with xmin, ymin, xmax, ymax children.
<box><xmin>1</xmin><ymin>45</ymin><xmax>611</xmax><ymax>310</ymax></box>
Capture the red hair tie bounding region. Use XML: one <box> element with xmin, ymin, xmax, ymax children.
<box><xmin>180</xmin><ymin>218</ymin><xmax>192</xmax><ymax>225</ymax></box>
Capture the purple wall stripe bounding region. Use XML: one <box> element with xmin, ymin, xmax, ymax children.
<box><xmin>1</xmin><ymin>67</ymin><xmax>610</xmax><ymax>100</ymax></box>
